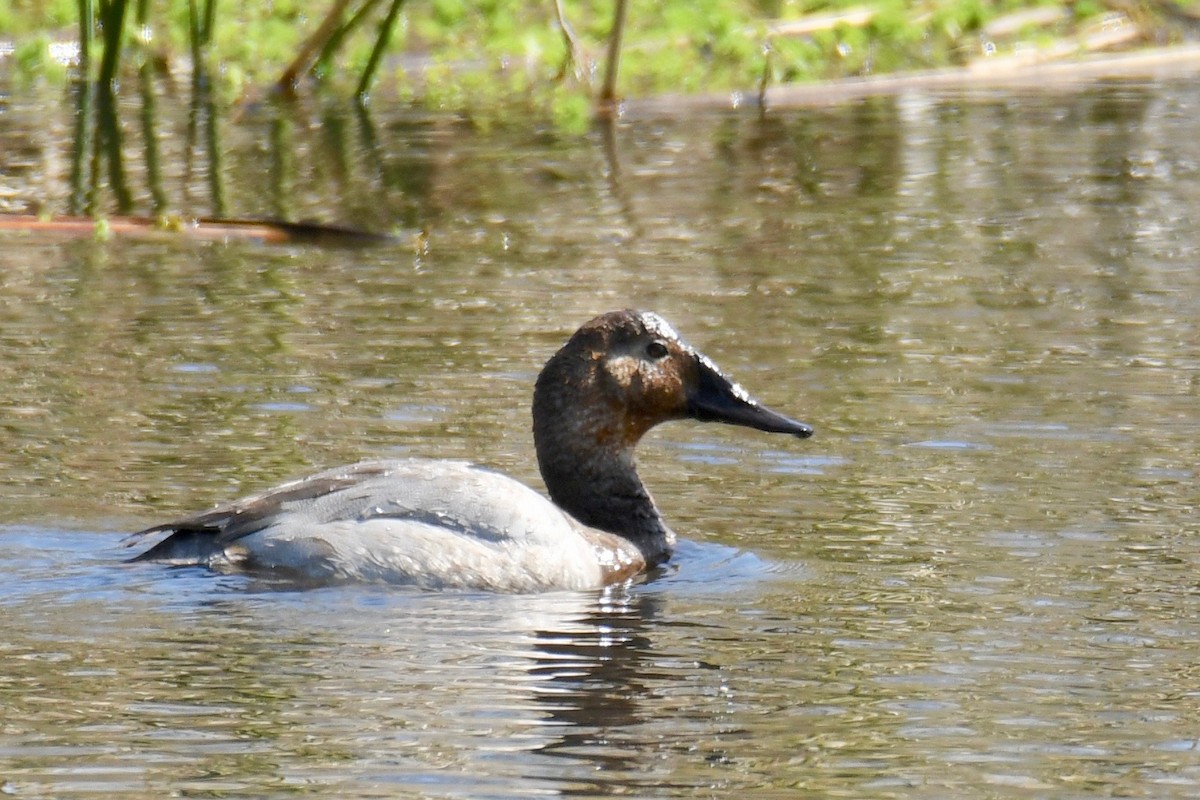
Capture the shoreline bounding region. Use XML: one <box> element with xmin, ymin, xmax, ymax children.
<box><xmin>624</xmin><ymin>43</ymin><xmax>1200</xmax><ymax>115</ymax></box>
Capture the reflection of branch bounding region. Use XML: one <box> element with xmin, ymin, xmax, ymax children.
<box><xmin>353</xmin><ymin>102</ymin><xmax>389</xmax><ymax>198</ymax></box>
<box><xmin>598</xmin><ymin>114</ymin><xmax>642</xmax><ymax>241</ymax></box>
<box><xmin>95</xmin><ymin>84</ymin><xmax>134</xmax><ymax>213</ymax></box>
<box><xmin>202</xmin><ymin>75</ymin><xmax>226</xmax><ymax>218</ymax></box>
<box><xmin>139</xmin><ymin>63</ymin><xmax>168</xmax><ymax>213</ymax></box>
<box><xmin>269</xmin><ymin>111</ymin><xmax>294</xmax><ymax>221</ymax></box>
<box><xmin>181</xmin><ymin>60</ymin><xmax>226</xmax><ymax>216</ymax></box>
<box><xmin>68</xmin><ymin>81</ymin><xmax>93</xmax><ymax>216</ymax></box>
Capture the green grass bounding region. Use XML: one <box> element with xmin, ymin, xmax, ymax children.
<box><xmin>0</xmin><ymin>0</ymin><xmax>1186</xmax><ymax>112</ymax></box>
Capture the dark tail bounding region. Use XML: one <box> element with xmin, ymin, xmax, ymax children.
<box><xmin>125</xmin><ymin>528</ymin><xmax>216</xmax><ymax>565</ymax></box>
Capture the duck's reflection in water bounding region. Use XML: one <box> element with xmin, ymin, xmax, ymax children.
<box><xmin>148</xmin><ymin>572</ymin><xmax>681</xmax><ymax>794</ymax></box>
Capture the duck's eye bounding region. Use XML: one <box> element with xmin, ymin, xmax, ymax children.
<box><xmin>645</xmin><ymin>340</ymin><xmax>670</xmax><ymax>360</ymax></box>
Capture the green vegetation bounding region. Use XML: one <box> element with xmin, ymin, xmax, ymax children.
<box><xmin>2</xmin><ymin>0</ymin><xmax>1196</xmax><ymax>112</ymax></box>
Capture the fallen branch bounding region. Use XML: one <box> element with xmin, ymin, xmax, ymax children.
<box><xmin>767</xmin><ymin>7</ymin><xmax>878</xmax><ymax>37</ymax></box>
<box><xmin>0</xmin><ymin>215</ymin><xmax>394</xmax><ymax>245</ymax></box>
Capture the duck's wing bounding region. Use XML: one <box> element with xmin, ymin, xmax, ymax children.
<box><xmin>125</xmin><ymin>459</ymin><xmax>612</xmax><ymax>589</ymax></box>
<box><xmin>126</xmin><ymin>460</ymin><xmax>405</xmax><ymax>563</ymax></box>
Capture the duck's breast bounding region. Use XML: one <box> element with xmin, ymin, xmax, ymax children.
<box><xmin>231</xmin><ymin>459</ymin><xmax>611</xmax><ymax>591</ymax></box>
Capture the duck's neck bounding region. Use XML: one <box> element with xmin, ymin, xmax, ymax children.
<box><xmin>533</xmin><ymin>400</ymin><xmax>675</xmax><ymax>567</ymax></box>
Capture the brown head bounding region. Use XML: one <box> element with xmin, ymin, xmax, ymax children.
<box><xmin>532</xmin><ymin>310</ymin><xmax>812</xmax><ymax>540</ymax></box>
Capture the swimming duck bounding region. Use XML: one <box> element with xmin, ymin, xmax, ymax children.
<box><xmin>127</xmin><ymin>310</ymin><xmax>813</xmax><ymax>591</ymax></box>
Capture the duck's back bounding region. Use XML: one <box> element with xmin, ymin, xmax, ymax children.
<box><xmin>130</xmin><ymin>459</ymin><xmax>618</xmax><ymax>591</ymax></box>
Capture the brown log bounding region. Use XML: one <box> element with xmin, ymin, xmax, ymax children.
<box><xmin>0</xmin><ymin>215</ymin><xmax>393</xmax><ymax>246</ymax></box>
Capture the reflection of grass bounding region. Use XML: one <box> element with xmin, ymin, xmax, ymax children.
<box><xmin>3</xmin><ymin>0</ymin><xmax>1194</xmax><ymax>112</ymax></box>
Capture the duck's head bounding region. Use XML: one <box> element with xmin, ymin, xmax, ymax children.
<box><xmin>533</xmin><ymin>309</ymin><xmax>813</xmax><ymax>457</ymax></box>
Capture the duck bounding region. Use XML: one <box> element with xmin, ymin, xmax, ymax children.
<box><xmin>126</xmin><ymin>309</ymin><xmax>813</xmax><ymax>592</ymax></box>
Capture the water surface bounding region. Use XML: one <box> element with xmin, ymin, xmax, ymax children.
<box><xmin>1</xmin><ymin>79</ymin><xmax>1198</xmax><ymax>797</ymax></box>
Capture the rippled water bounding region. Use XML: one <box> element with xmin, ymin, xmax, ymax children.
<box><xmin>1</xmin><ymin>79</ymin><xmax>1199</xmax><ymax>797</ymax></box>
